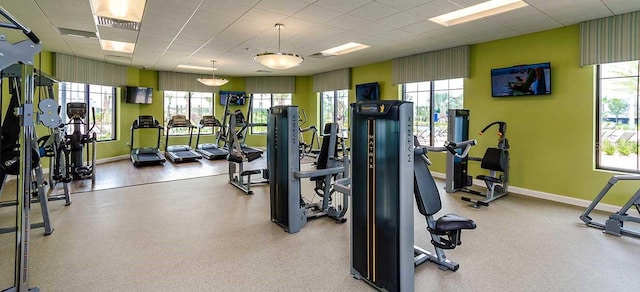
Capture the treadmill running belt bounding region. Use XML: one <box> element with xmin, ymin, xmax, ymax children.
<box><xmin>174</xmin><ymin>151</ymin><xmax>194</xmax><ymax>157</ymax></box>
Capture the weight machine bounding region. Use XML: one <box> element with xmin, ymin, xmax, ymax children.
<box><xmin>226</xmin><ymin>110</ymin><xmax>267</xmax><ymax>195</ymax></box>
<box><xmin>0</xmin><ymin>5</ymin><xmax>53</xmax><ymax>290</ymax></box>
<box><xmin>267</xmin><ymin>105</ymin><xmax>349</xmax><ymax>234</ymax></box>
<box><xmin>1</xmin><ymin>67</ymin><xmax>59</xmax><ymax>237</ymax></box>
<box><xmin>31</xmin><ymin>69</ymin><xmax>71</xmax><ymax>204</ymax></box>
<box><xmin>580</xmin><ymin>175</ymin><xmax>640</xmax><ymax>238</ymax></box>
<box><xmin>333</xmin><ymin>101</ymin><xmax>476</xmax><ymax>291</ymax></box>
<box><xmin>446</xmin><ymin>109</ymin><xmax>510</xmax><ymax>208</ymax></box>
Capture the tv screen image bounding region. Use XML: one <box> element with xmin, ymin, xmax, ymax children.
<box><xmin>355</xmin><ymin>82</ymin><xmax>380</xmax><ymax>101</ymax></box>
<box><xmin>220</xmin><ymin>91</ymin><xmax>246</xmax><ymax>106</ymax></box>
<box><xmin>491</xmin><ymin>62</ymin><xmax>551</xmax><ymax>97</ymax></box>
<box><xmin>126</xmin><ymin>86</ymin><xmax>153</xmax><ymax>104</ymax></box>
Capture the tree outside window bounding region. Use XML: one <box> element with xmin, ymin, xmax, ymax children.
<box><xmin>58</xmin><ymin>82</ymin><xmax>116</xmax><ymax>141</ymax></box>
<box><xmin>251</xmin><ymin>93</ymin><xmax>292</xmax><ymax>134</ymax></box>
<box><xmin>403</xmin><ymin>79</ymin><xmax>464</xmax><ymax>146</ymax></box>
<box><xmin>597</xmin><ymin>60</ymin><xmax>640</xmax><ymax>172</ymax></box>
<box><xmin>163</xmin><ymin>90</ymin><xmax>214</xmax><ymax>135</ymax></box>
<box><xmin>320</xmin><ymin>89</ymin><xmax>348</xmax><ymax>136</ymax></box>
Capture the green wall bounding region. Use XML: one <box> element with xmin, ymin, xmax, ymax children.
<box><xmin>462</xmin><ymin>25</ymin><xmax>634</xmax><ymax>206</ymax></box>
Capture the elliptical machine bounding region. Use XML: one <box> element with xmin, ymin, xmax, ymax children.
<box><xmin>65</xmin><ymin>102</ymin><xmax>96</xmax><ymax>183</ymax></box>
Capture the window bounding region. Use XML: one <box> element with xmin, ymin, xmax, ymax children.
<box><xmin>403</xmin><ymin>78</ymin><xmax>464</xmax><ymax>146</ymax></box>
<box><xmin>320</xmin><ymin>89</ymin><xmax>349</xmax><ymax>136</ymax></box>
<box><xmin>251</xmin><ymin>93</ymin><xmax>292</xmax><ymax>134</ymax></box>
<box><xmin>163</xmin><ymin>90</ymin><xmax>214</xmax><ymax>135</ymax></box>
<box><xmin>597</xmin><ymin>60</ymin><xmax>640</xmax><ymax>172</ymax></box>
<box><xmin>58</xmin><ymin>82</ymin><xmax>116</xmax><ymax>141</ymax></box>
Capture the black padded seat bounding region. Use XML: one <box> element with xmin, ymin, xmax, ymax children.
<box><xmin>434</xmin><ymin>214</ymin><xmax>477</xmax><ymax>233</ymax></box>
<box><xmin>476</xmin><ymin>175</ymin><xmax>501</xmax><ymax>183</ymax></box>
<box><xmin>241</xmin><ymin>169</ymin><xmax>261</xmax><ymax>176</ymax></box>
<box><xmin>245</xmin><ymin>151</ymin><xmax>261</xmax><ymax>162</ymax></box>
<box><xmin>227</xmin><ymin>154</ymin><xmax>244</xmax><ymax>163</ymax></box>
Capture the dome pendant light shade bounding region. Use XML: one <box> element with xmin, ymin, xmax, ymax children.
<box><xmin>197</xmin><ymin>60</ymin><xmax>228</xmax><ymax>87</ymax></box>
<box><xmin>254</xmin><ymin>24</ymin><xmax>303</xmax><ymax>70</ymax></box>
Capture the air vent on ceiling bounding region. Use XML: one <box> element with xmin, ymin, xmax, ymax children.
<box><xmin>96</xmin><ymin>16</ymin><xmax>140</xmax><ymax>31</ymax></box>
<box><xmin>256</xmin><ymin>69</ymin><xmax>272</xmax><ymax>73</ymax></box>
<box><xmin>308</xmin><ymin>52</ymin><xmax>335</xmax><ymax>59</ymax></box>
<box><xmin>57</xmin><ymin>27</ymin><xmax>97</xmax><ymax>38</ymax></box>
<box><xmin>105</xmin><ymin>54</ymin><xmax>131</xmax><ymax>60</ymax></box>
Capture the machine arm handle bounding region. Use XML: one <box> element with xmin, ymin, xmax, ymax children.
<box><xmin>414</xmin><ymin>139</ymin><xmax>477</xmax><ymax>160</ymax></box>
<box><xmin>0</xmin><ymin>6</ymin><xmax>40</xmax><ymax>44</ymax></box>
<box><xmin>479</xmin><ymin>121</ymin><xmax>506</xmax><ymax>136</ymax></box>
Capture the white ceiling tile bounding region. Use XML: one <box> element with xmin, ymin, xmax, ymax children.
<box><xmin>238</xmin><ymin>8</ymin><xmax>289</xmax><ymax>26</ymax></box>
<box><xmin>375</xmin><ymin>0</ymin><xmax>433</xmax><ymax>11</ymax></box>
<box><xmin>327</xmin><ymin>15</ymin><xmax>370</xmax><ymax>30</ymax></box>
<box><xmin>488</xmin><ymin>6</ymin><xmax>562</xmax><ymax>35</ymax></box>
<box><xmin>292</xmin><ymin>4</ymin><xmax>342</xmax><ymax>23</ymax></box>
<box><xmin>378</xmin><ymin>11</ymin><xmax>426</xmax><ymax>29</ymax></box>
<box><xmin>399</xmin><ymin>20</ymin><xmax>442</xmax><ymax>34</ymax></box>
<box><xmin>373</xmin><ymin>29</ymin><xmax>415</xmax><ymax>42</ymax></box>
<box><xmin>411</xmin><ymin>0</ymin><xmax>461</xmax><ymax>19</ymax></box>
<box><xmin>602</xmin><ymin>0</ymin><xmax>640</xmax><ymax>14</ymax></box>
<box><xmin>526</xmin><ymin>0</ymin><xmax>613</xmax><ymax>25</ymax></box>
<box><xmin>447</xmin><ymin>0</ymin><xmax>489</xmax><ymax>8</ymax></box>
<box><xmin>278</xmin><ymin>17</ymin><xmax>319</xmax><ymax>34</ymax></box>
<box><xmin>348</xmin><ymin>1</ymin><xmax>400</xmax><ymax>21</ymax></box>
<box><xmin>351</xmin><ymin>22</ymin><xmax>395</xmax><ymax>36</ymax></box>
<box><xmin>255</xmin><ymin>0</ymin><xmax>314</xmax><ymax>16</ymax></box>
<box><xmin>315</xmin><ymin>0</ymin><xmax>372</xmax><ymax>12</ymax></box>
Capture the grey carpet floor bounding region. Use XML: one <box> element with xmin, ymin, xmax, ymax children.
<box><xmin>0</xmin><ymin>173</ymin><xmax>638</xmax><ymax>291</ymax></box>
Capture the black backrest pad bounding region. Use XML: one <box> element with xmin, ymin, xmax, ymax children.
<box><xmin>480</xmin><ymin>147</ymin><xmax>506</xmax><ymax>171</ymax></box>
<box><xmin>414</xmin><ymin>155</ymin><xmax>442</xmax><ymax>216</ymax></box>
<box><xmin>316</xmin><ymin>129</ymin><xmax>331</xmax><ymax>170</ymax></box>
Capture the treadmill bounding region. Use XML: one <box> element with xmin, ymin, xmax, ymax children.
<box><xmin>195</xmin><ymin>115</ymin><xmax>228</xmax><ymax>160</ymax></box>
<box><xmin>165</xmin><ymin>115</ymin><xmax>202</xmax><ymax>163</ymax></box>
<box><xmin>130</xmin><ymin>115</ymin><xmax>166</xmax><ymax>166</ymax></box>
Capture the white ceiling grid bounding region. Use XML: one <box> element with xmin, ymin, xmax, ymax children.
<box><xmin>0</xmin><ymin>0</ymin><xmax>638</xmax><ymax>76</ymax></box>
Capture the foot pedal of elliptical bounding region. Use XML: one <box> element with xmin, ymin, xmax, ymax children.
<box><xmin>461</xmin><ymin>196</ymin><xmax>489</xmax><ymax>208</ymax></box>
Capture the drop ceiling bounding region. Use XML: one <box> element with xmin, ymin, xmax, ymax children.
<box><xmin>0</xmin><ymin>0</ymin><xmax>638</xmax><ymax>77</ymax></box>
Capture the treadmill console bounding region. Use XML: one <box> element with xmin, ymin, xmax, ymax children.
<box><xmin>200</xmin><ymin>115</ymin><xmax>221</xmax><ymax>127</ymax></box>
<box><xmin>67</xmin><ymin>102</ymin><xmax>87</xmax><ymax>119</ymax></box>
<box><xmin>169</xmin><ymin>115</ymin><xmax>191</xmax><ymax>127</ymax></box>
<box><xmin>138</xmin><ymin>115</ymin><xmax>157</xmax><ymax>128</ymax></box>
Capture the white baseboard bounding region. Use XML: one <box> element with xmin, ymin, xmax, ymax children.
<box><xmin>34</xmin><ymin>154</ymin><xmax>129</xmax><ymax>178</ymax></box>
<box><xmin>431</xmin><ymin>171</ymin><xmax>621</xmax><ymax>213</ymax></box>
<box><xmin>96</xmin><ymin>154</ymin><xmax>130</xmax><ymax>164</ymax></box>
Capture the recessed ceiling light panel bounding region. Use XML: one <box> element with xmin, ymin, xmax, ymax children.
<box><xmin>100</xmin><ymin>39</ymin><xmax>135</xmax><ymax>53</ymax></box>
<box><xmin>320</xmin><ymin>42</ymin><xmax>370</xmax><ymax>56</ymax></box>
<box><xmin>429</xmin><ymin>0</ymin><xmax>529</xmax><ymax>27</ymax></box>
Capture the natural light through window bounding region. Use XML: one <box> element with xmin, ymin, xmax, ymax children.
<box><xmin>597</xmin><ymin>60</ymin><xmax>640</xmax><ymax>172</ymax></box>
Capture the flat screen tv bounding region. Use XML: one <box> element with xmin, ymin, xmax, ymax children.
<box><xmin>356</xmin><ymin>82</ymin><xmax>380</xmax><ymax>101</ymax></box>
<box><xmin>125</xmin><ymin>86</ymin><xmax>153</xmax><ymax>104</ymax></box>
<box><xmin>219</xmin><ymin>91</ymin><xmax>246</xmax><ymax>106</ymax></box>
<box><xmin>491</xmin><ymin>62</ymin><xmax>551</xmax><ymax>97</ymax></box>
